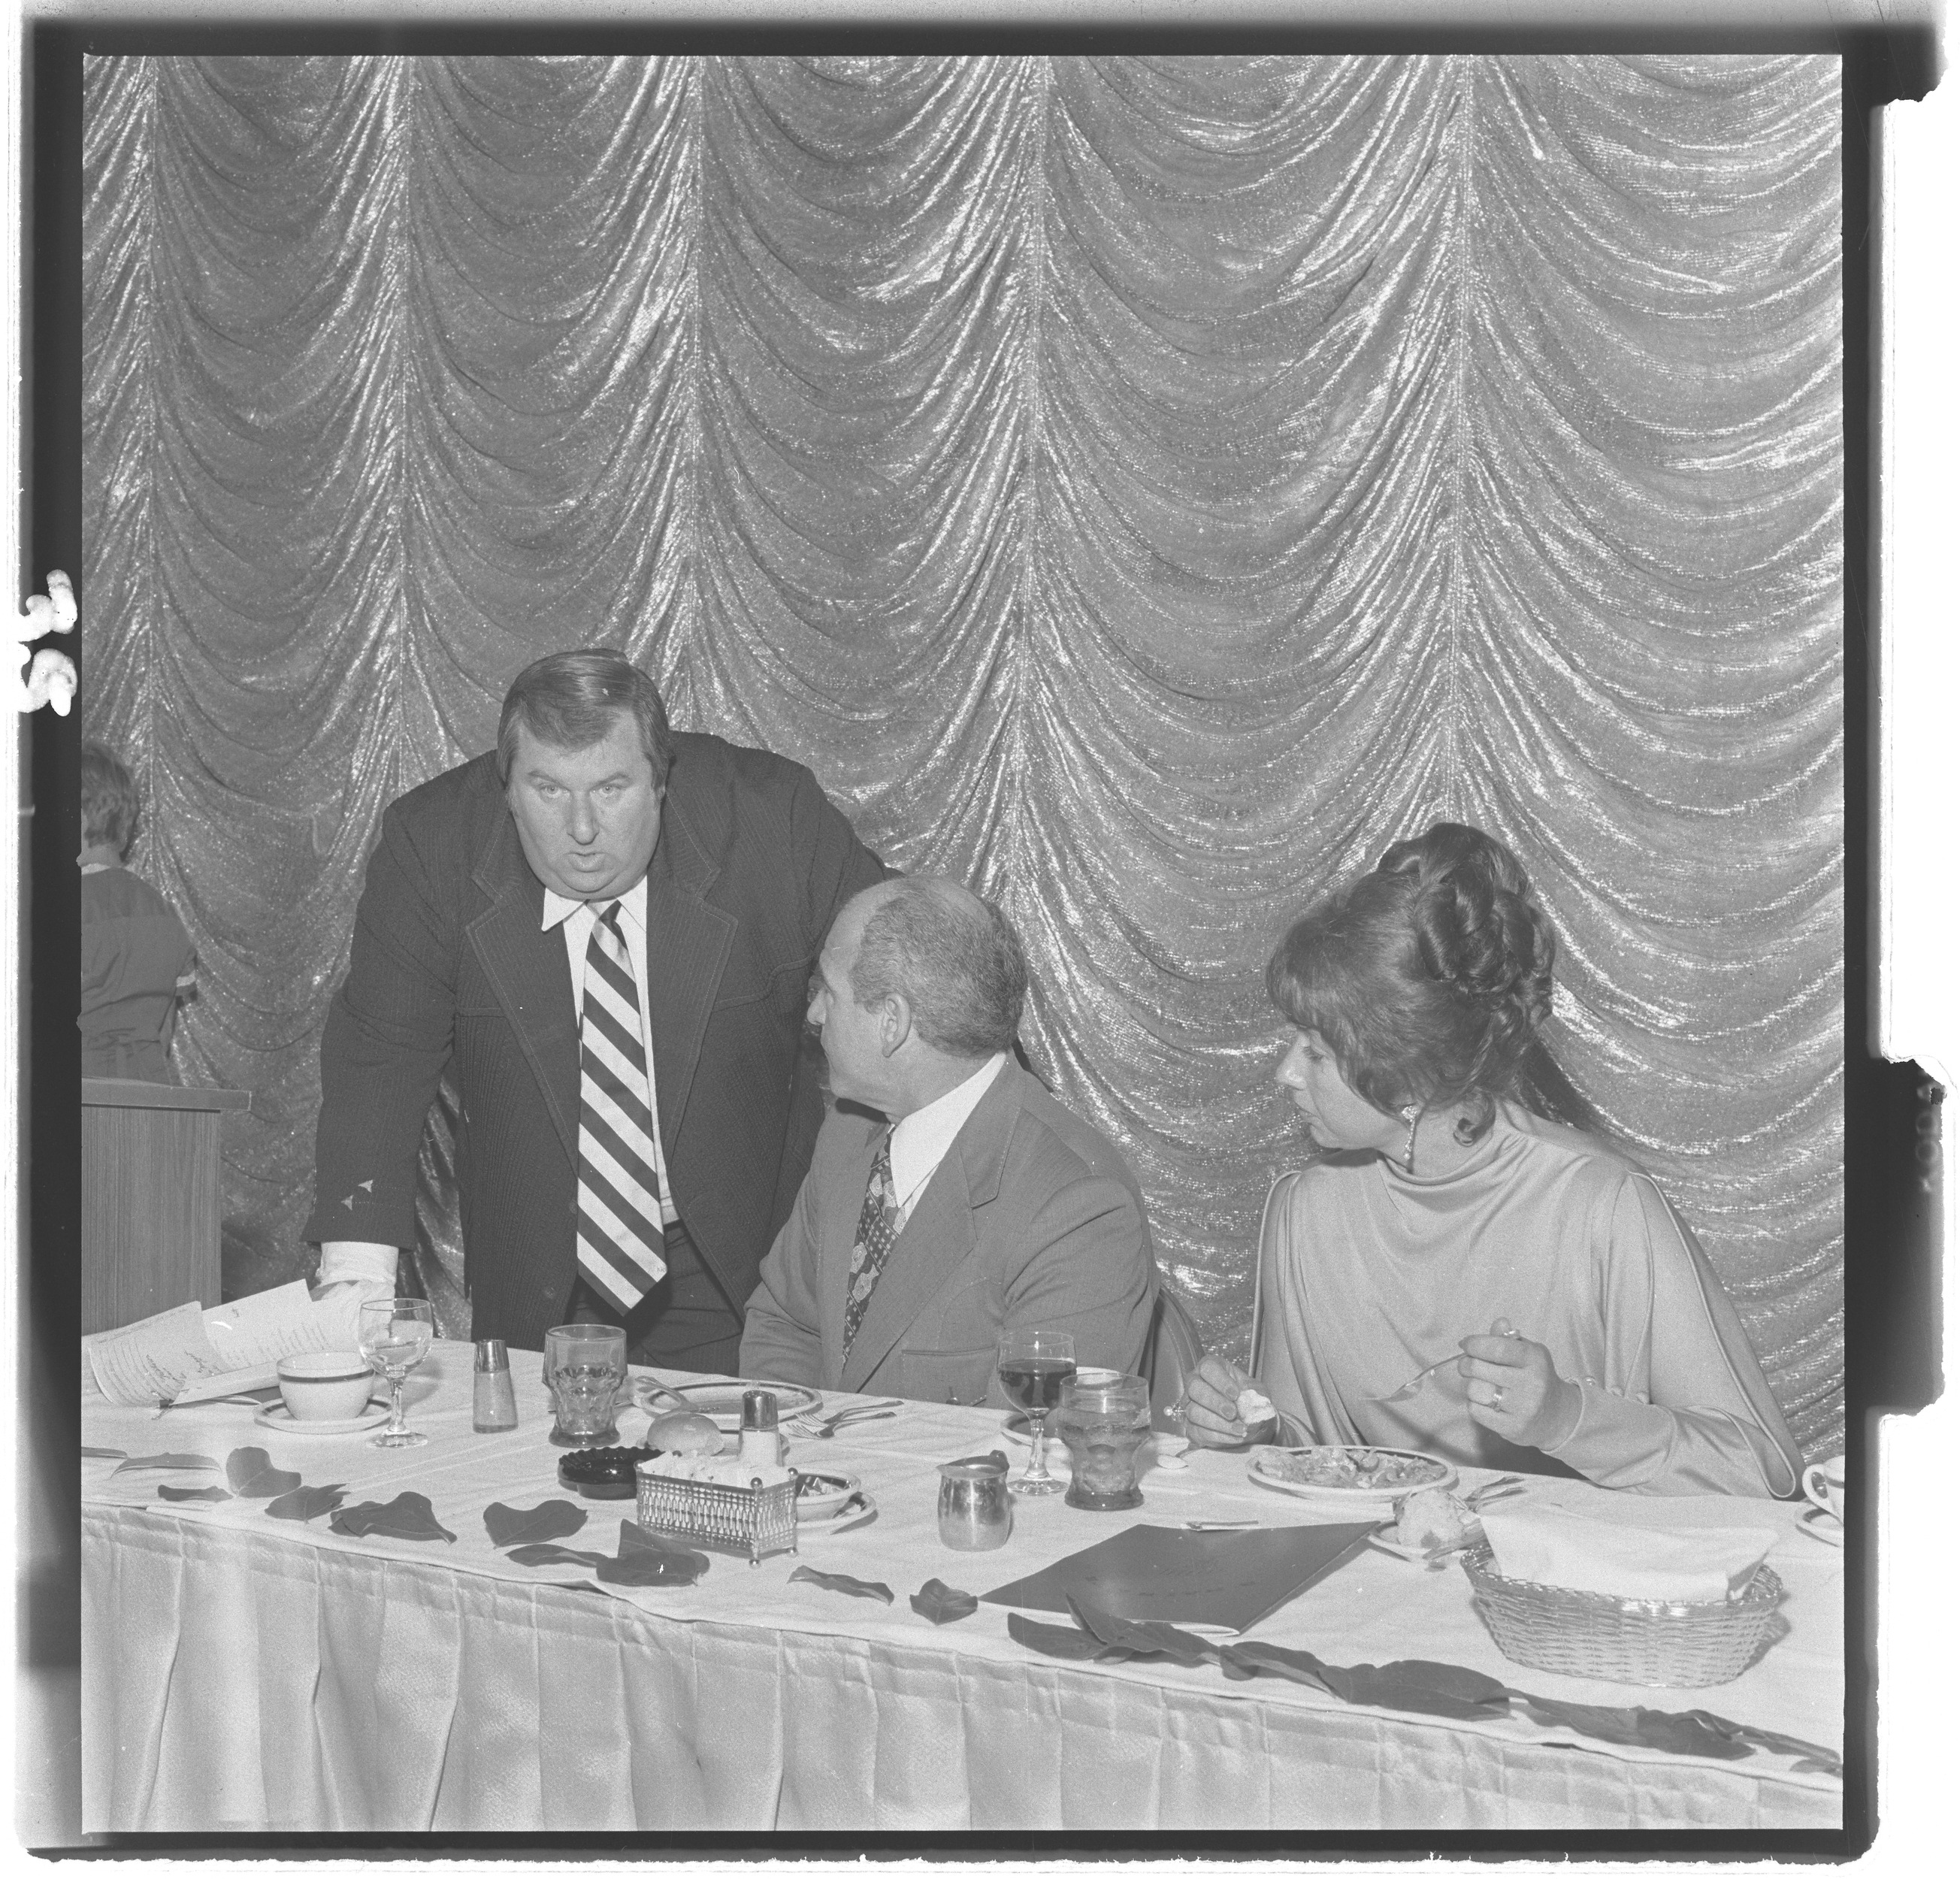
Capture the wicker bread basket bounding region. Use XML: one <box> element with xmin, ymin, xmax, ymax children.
<box><xmin>1459</xmin><ymin>1539</ymin><xmax>1783</xmax><ymax>1689</ymax></box>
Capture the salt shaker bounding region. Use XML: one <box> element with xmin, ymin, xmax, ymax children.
<box><xmin>739</xmin><ymin>1388</ymin><xmax>784</xmax><ymax>1471</ymax></box>
<box><xmin>472</xmin><ymin>1338</ymin><xmax>519</xmax><ymax>1433</ymax></box>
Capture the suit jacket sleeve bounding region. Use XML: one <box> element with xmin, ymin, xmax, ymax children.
<box><xmin>738</xmin><ymin>1171</ymin><xmax>827</xmax><ymax>1388</ymax></box>
<box><xmin>791</xmin><ymin>761</ymin><xmax>894</xmax><ymax>949</ymax></box>
<box><xmin>305</xmin><ymin>802</ymin><xmax>460</xmax><ymax>1251</ymax></box>
<box><xmin>1000</xmin><ymin>1166</ymin><xmax>1158</xmax><ymax>1378</ymax></box>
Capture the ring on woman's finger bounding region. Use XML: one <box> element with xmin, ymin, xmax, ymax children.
<box><xmin>1491</xmin><ymin>1384</ymin><xmax>1506</xmax><ymax>1407</ymax></box>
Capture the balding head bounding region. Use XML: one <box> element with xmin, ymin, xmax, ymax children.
<box><xmin>845</xmin><ymin>876</ymin><xmax>1027</xmax><ymax>1061</ymax></box>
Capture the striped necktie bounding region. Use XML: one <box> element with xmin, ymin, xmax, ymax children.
<box><xmin>575</xmin><ymin>900</ymin><xmax>668</xmax><ymax>1311</ymax></box>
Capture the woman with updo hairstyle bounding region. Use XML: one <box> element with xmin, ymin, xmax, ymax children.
<box><xmin>1182</xmin><ymin>824</ymin><xmax>1801</xmax><ymax>1499</ymax></box>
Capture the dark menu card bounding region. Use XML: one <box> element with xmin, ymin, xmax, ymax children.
<box><xmin>981</xmin><ymin>1521</ymin><xmax>1378</xmax><ymax>1634</ymax></box>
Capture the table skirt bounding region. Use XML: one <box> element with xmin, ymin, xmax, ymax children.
<box><xmin>85</xmin><ymin>1505</ymin><xmax>1837</xmax><ymax>1834</ymax></box>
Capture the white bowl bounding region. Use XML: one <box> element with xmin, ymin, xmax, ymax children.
<box><xmin>277</xmin><ymin>1351</ymin><xmax>377</xmax><ymax>1421</ymax></box>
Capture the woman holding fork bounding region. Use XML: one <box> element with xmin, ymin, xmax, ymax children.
<box><xmin>1181</xmin><ymin>825</ymin><xmax>1801</xmax><ymax>1499</ymax></box>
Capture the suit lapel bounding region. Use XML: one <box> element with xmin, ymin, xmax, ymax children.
<box><xmin>642</xmin><ymin>795</ymin><xmax>737</xmax><ymax>1154</ymax></box>
<box><xmin>466</xmin><ymin>815</ymin><xmax>580</xmax><ymax>1167</ymax></box>
<box><xmin>839</xmin><ymin>1065</ymin><xmax>1024</xmax><ymax>1393</ymax></box>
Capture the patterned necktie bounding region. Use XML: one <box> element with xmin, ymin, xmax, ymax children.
<box><xmin>575</xmin><ymin>901</ymin><xmax>668</xmax><ymax>1311</ymax></box>
<box><xmin>842</xmin><ymin>1129</ymin><xmax>901</xmax><ymax>1358</ymax></box>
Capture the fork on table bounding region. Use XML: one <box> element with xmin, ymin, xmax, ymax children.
<box><xmin>787</xmin><ymin>1399</ymin><xmax>903</xmax><ymax>1439</ymax></box>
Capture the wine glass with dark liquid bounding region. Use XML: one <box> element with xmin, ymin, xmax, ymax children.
<box><xmin>997</xmin><ymin>1329</ymin><xmax>1075</xmax><ymax>1496</ymax></box>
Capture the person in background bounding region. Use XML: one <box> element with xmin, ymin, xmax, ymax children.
<box><xmin>79</xmin><ymin>741</ymin><xmax>196</xmax><ymax>1084</ymax></box>
<box><xmin>740</xmin><ymin>876</ymin><xmax>1158</xmax><ymax>1401</ymax></box>
<box><xmin>1181</xmin><ymin>823</ymin><xmax>1802</xmax><ymax>1499</ymax></box>
<box><xmin>307</xmin><ymin>647</ymin><xmax>888</xmax><ymax>1368</ymax></box>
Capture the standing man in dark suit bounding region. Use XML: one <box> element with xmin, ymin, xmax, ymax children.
<box><xmin>305</xmin><ymin>648</ymin><xmax>888</xmax><ymax>1369</ymax></box>
<box><xmin>740</xmin><ymin>877</ymin><xmax>1157</xmax><ymax>1402</ymax></box>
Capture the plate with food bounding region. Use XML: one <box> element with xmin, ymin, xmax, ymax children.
<box><xmin>635</xmin><ymin>1379</ymin><xmax>821</xmax><ymax>1431</ymax></box>
<box><xmin>793</xmin><ymin>1469</ymin><xmax>876</xmax><ymax>1533</ymax></box>
<box><xmin>1247</xmin><ymin>1444</ymin><xmax>1456</xmax><ymax>1505</ymax></box>
<box><xmin>791</xmin><ymin>1469</ymin><xmax>863</xmax><ymax>1520</ymax></box>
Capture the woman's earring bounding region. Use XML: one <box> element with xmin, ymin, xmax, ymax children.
<box><xmin>1400</xmin><ymin>1103</ymin><xmax>1422</xmax><ymax>1173</ymax></box>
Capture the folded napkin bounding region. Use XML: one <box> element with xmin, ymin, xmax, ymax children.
<box><xmin>1480</xmin><ymin>1506</ymin><xmax>1777</xmax><ymax>1604</ymax></box>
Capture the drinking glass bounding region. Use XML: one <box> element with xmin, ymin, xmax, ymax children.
<box><xmin>542</xmin><ymin>1323</ymin><xmax>628</xmax><ymax>1448</ymax></box>
<box><xmin>356</xmin><ymin>1297</ymin><xmax>435</xmax><ymax>1450</ymax></box>
<box><xmin>997</xmin><ymin>1329</ymin><xmax>1075</xmax><ymax>1496</ymax></box>
<box><xmin>1055</xmin><ymin>1372</ymin><xmax>1153</xmax><ymax>1511</ymax></box>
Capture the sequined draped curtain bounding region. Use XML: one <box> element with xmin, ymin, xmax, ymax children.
<box><xmin>80</xmin><ymin>56</ymin><xmax>1844</xmax><ymax>1457</ymax></box>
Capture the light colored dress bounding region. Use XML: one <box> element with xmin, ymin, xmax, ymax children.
<box><xmin>1251</xmin><ymin>1103</ymin><xmax>1802</xmax><ymax>1499</ymax></box>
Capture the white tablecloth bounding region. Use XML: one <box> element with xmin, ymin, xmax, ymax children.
<box><xmin>81</xmin><ymin>1342</ymin><xmax>1843</xmax><ymax>1832</ymax></box>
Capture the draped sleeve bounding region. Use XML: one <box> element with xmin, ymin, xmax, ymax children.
<box><xmin>1540</xmin><ymin>1172</ymin><xmax>1803</xmax><ymax>1499</ymax></box>
<box><xmin>1248</xmin><ymin>1169</ymin><xmax>1363</xmax><ymax>1451</ymax></box>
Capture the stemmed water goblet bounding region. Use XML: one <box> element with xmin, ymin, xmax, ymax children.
<box><xmin>997</xmin><ymin>1328</ymin><xmax>1075</xmax><ymax>1496</ymax></box>
<box><xmin>356</xmin><ymin>1297</ymin><xmax>435</xmax><ymax>1449</ymax></box>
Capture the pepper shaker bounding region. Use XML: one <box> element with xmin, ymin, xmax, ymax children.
<box><xmin>472</xmin><ymin>1338</ymin><xmax>519</xmax><ymax>1432</ymax></box>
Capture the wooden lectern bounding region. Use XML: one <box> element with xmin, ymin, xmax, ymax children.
<box><xmin>80</xmin><ymin>1077</ymin><xmax>252</xmax><ymax>1335</ymax></box>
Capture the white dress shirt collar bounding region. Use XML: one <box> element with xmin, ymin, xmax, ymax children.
<box><xmin>888</xmin><ymin>1051</ymin><xmax>1009</xmax><ymax>1224</ymax></box>
<box><xmin>541</xmin><ymin>873</ymin><xmax>648</xmax><ymax>936</ymax></box>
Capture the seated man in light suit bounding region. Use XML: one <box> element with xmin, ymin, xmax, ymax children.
<box><xmin>740</xmin><ymin>876</ymin><xmax>1158</xmax><ymax>1404</ymax></box>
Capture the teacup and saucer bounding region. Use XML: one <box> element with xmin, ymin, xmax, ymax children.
<box><xmin>1799</xmin><ymin>1454</ymin><xmax>1844</xmax><ymax>1548</ymax></box>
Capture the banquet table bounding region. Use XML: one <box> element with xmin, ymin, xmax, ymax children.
<box><xmin>80</xmin><ymin>1340</ymin><xmax>1843</xmax><ymax>1834</ymax></box>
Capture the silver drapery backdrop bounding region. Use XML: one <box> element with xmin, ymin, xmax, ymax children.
<box><xmin>80</xmin><ymin>56</ymin><xmax>1844</xmax><ymax>1459</ymax></box>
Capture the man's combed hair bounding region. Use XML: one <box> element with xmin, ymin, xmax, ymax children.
<box><xmin>498</xmin><ymin>649</ymin><xmax>676</xmax><ymax>786</ymax></box>
<box><xmin>1266</xmin><ymin>822</ymin><xmax>1565</xmax><ymax>1139</ymax></box>
<box><xmin>849</xmin><ymin>879</ymin><xmax>1027</xmax><ymax>1059</ymax></box>
<box><xmin>80</xmin><ymin>741</ymin><xmax>140</xmax><ymax>855</ymax></box>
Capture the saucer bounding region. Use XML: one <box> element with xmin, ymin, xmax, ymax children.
<box><xmin>253</xmin><ymin>1400</ymin><xmax>389</xmax><ymax>1436</ymax></box>
<box><xmin>1368</xmin><ymin>1516</ymin><xmax>1486</xmax><ymax>1566</ymax></box>
<box><xmin>1799</xmin><ymin>1505</ymin><xmax>1844</xmax><ymax>1548</ymax></box>
<box><xmin>799</xmin><ymin>1487</ymin><xmax>878</xmax><ymax>1534</ymax></box>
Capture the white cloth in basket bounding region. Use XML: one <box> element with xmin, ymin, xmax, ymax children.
<box><xmin>1481</xmin><ymin>1506</ymin><xmax>1777</xmax><ymax>1603</ymax></box>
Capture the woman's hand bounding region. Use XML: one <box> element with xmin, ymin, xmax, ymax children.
<box><xmin>1456</xmin><ymin>1318</ymin><xmax>1580</xmax><ymax>1451</ymax></box>
<box><xmin>1180</xmin><ymin>1352</ymin><xmax>1260</xmax><ymax>1449</ymax></box>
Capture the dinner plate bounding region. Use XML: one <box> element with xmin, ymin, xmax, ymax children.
<box><xmin>792</xmin><ymin>1469</ymin><xmax>862</xmax><ymax>1521</ymax></box>
<box><xmin>253</xmin><ymin>1400</ymin><xmax>389</xmax><ymax>1436</ymax></box>
<box><xmin>638</xmin><ymin>1380</ymin><xmax>821</xmax><ymax>1431</ymax></box>
<box><xmin>1247</xmin><ymin>1445</ymin><xmax>1456</xmax><ymax>1505</ymax></box>
<box><xmin>1798</xmin><ymin>1505</ymin><xmax>1844</xmax><ymax>1549</ymax></box>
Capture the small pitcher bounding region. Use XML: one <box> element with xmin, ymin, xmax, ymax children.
<box><xmin>937</xmin><ymin>1450</ymin><xmax>1014</xmax><ymax>1551</ymax></box>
